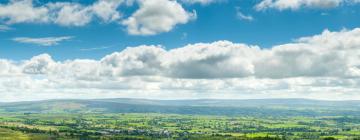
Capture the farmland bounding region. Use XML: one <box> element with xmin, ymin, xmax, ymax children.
<box><xmin>1</xmin><ymin>113</ymin><xmax>360</xmax><ymax>139</ymax></box>
<box><xmin>0</xmin><ymin>98</ymin><xmax>360</xmax><ymax>140</ymax></box>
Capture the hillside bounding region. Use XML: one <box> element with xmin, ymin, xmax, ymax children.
<box><xmin>1</xmin><ymin>98</ymin><xmax>360</xmax><ymax>116</ymax></box>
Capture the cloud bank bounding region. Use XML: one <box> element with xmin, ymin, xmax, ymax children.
<box><xmin>2</xmin><ymin>0</ymin><xmax>359</xmax><ymax>36</ymax></box>
<box><xmin>2</xmin><ymin>28</ymin><xmax>360</xmax><ymax>101</ymax></box>
<box><xmin>0</xmin><ymin>0</ymin><xmax>195</xmax><ymax>35</ymax></box>
<box><xmin>0</xmin><ymin>0</ymin><xmax>123</xmax><ymax>26</ymax></box>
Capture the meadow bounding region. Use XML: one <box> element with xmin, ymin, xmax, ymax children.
<box><xmin>0</xmin><ymin>113</ymin><xmax>360</xmax><ymax>140</ymax></box>
<box><xmin>1</xmin><ymin>98</ymin><xmax>360</xmax><ymax>140</ymax></box>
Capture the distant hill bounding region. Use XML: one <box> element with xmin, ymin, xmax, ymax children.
<box><xmin>1</xmin><ymin>98</ymin><xmax>360</xmax><ymax>116</ymax></box>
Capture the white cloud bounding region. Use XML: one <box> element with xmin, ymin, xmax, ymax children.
<box><xmin>255</xmin><ymin>0</ymin><xmax>360</xmax><ymax>11</ymax></box>
<box><xmin>0</xmin><ymin>0</ymin><xmax>195</xmax><ymax>35</ymax></box>
<box><xmin>164</xmin><ymin>41</ymin><xmax>258</xmax><ymax>78</ymax></box>
<box><xmin>12</xmin><ymin>36</ymin><xmax>73</xmax><ymax>46</ymax></box>
<box><xmin>0</xmin><ymin>0</ymin><xmax>49</xmax><ymax>24</ymax></box>
<box><xmin>0</xmin><ymin>25</ymin><xmax>12</xmax><ymax>31</ymax></box>
<box><xmin>122</xmin><ymin>0</ymin><xmax>196</xmax><ymax>35</ymax></box>
<box><xmin>254</xmin><ymin>28</ymin><xmax>360</xmax><ymax>78</ymax></box>
<box><xmin>101</xmin><ymin>45</ymin><xmax>166</xmax><ymax>76</ymax></box>
<box><xmin>236</xmin><ymin>8</ymin><xmax>253</xmax><ymax>21</ymax></box>
<box><xmin>22</xmin><ymin>54</ymin><xmax>56</xmax><ymax>75</ymax></box>
<box><xmin>91</xmin><ymin>0</ymin><xmax>123</xmax><ymax>22</ymax></box>
<box><xmin>80</xmin><ymin>46</ymin><xmax>113</xmax><ymax>51</ymax></box>
<box><xmin>2</xmin><ymin>28</ymin><xmax>360</xmax><ymax>101</ymax></box>
<box><xmin>0</xmin><ymin>0</ymin><xmax>124</xmax><ymax>26</ymax></box>
<box><xmin>97</xmin><ymin>27</ymin><xmax>360</xmax><ymax>79</ymax></box>
<box><xmin>47</xmin><ymin>2</ymin><xmax>93</xmax><ymax>26</ymax></box>
<box><xmin>0</xmin><ymin>59</ymin><xmax>21</xmax><ymax>76</ymax></box>
<box><xmin>47</xmin><ymin>0</ymin><xmax>124</xmax><ymax>26</ymax></box>
<box><xmin>181</xmin><ymin>0</ymin><xmax>218</xmax><ymax>5</ymax></box>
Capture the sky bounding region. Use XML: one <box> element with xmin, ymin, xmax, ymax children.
<box><xmin>1</xmin><ymin>0</ymin><xmax>360</xmax><ymax>101</ymax></box>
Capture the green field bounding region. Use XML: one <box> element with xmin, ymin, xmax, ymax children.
<box><xmin>1</xmin><ymin>98</ymin><xmax>360</xmax><ymax>140</ymax></box>
<box><xmin>0</xmin><ymin>113</ymin><xmax>360</xmax><ymax>140</ymax></box>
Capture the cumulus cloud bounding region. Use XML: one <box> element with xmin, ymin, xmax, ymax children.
<box><xmin>0</xmin><ymin>59</ymin><xmax>21</xmax><ymax>76</ymax></box>
<box><xmin>101</xmin><ymin>45</ymin><xmax>166</xmax><ymax>76</ymax></box>
<box><xmin>12</xmin><ymin>36</ymin><xmax>73</xmax><ymax>46</ymax></box>
<box><xmin>164</xmin><ymin>41</ymin><xmax>259</xmax><ymax>78</ymax></box>
<box><xmin>47</xmin><ymin>2</ymin><xmax>93</xmax><ymax>26</ymax></box>
<box><xmin>92</xmin><ymin>0</ymin><xmax>123</xmax><ymax>22</ymax></box>
<box><xmin>22</xmin><ymin>54</ymin><xmax>56</xmax><ymax>74</ymax></box>
<box><xmin>255</xmin><ymin>29</ymin><xmax>360</xmax><ymax>78</ymax></box>
<box><xmin>0</xmin><ymin>0</ymin><xmax>124</xmax><ymax>26</ymax></box>
<box><xmin>255</xmin><ymin>0</ymin><xmax>360</xmax><ymax>11</ymax></box>
<box><xmin>122</xmin><ymin>0</ymin><xmax>196</xmax><ymax>35</ymax></box>
<box><xmin>0</xmin><ymin>0</ymin><xmax>49</xmax><ymax>24</ymax></box>
<box><xmin>47</xmin><ymin>0</ymin><xmax>123</xmax><ymax>26</ymax></box>
<box><xmin>0</xmin><ymin>0</ymin><xmax>196</xmax><ymax>35</ymax></box>
<box><xmin>90</xmin><ymin>28</ymin><xmax>360</xmax><ymax>79</ymax></box>
<box><xmin>2</xmin><ymin>28</ymin><xmax>360</xmax><ymax>101</ymax></box>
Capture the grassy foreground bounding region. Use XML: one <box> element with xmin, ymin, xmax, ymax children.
<box><xmin>0</xmin><ymin>113</ymin><xmax>360</xmax><ymax>140</ymax></box>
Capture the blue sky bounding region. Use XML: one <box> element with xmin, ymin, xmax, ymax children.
<box><xmin>1</xmin><ymin>0</ymin><xmax>360</xmax><ymax>61</ymax></box>
<box><xmin>1</xmin><ymin>0</ymin><xmax>360</xmax><ymax>101</ymax></box>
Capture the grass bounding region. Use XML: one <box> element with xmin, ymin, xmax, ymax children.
<box><xmin>1</xmin><ymin>113</ymin><xmax>360</xmax><ymax>139</ymax></box>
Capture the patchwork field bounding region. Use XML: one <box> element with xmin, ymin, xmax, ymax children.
<box><xmin>1</xmin><ymin>98</ymin><xmax>360</xmax><ymax>140</ymax></box>
<box><xmin>1</xmin><ymin>113</ymin><xmax>360</xmax><ymax>139</ymax></box>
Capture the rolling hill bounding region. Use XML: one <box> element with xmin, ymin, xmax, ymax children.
<box><xmin>1</xmin><ymin>98</ymin><xmax>360</xmax><ymax>116</ymax></box>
